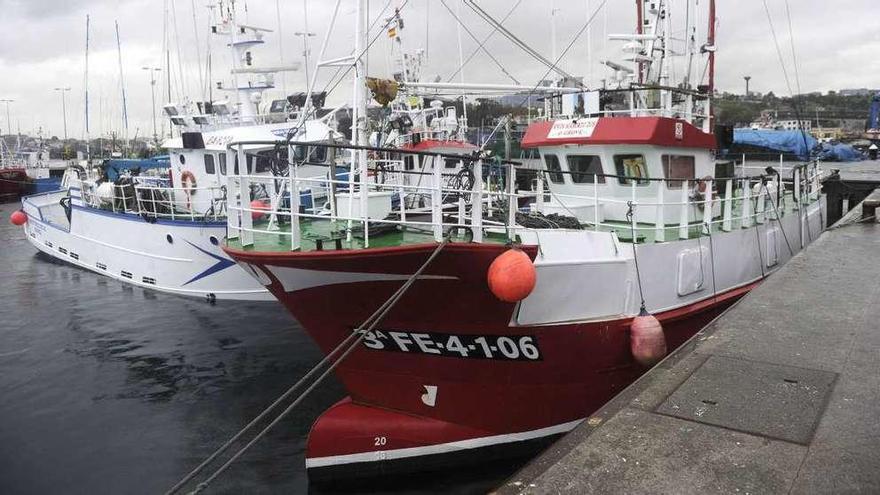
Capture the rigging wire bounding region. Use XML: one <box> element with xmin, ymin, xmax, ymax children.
<box><xmin>443</xmin><ymin>0</ymin><xmax>523</xmax><ymax>84</ymax></box>
<box><xmin>463</xmin><ymin>0</ymin><xmax>580</xmax><ymax>84</ymax></box>
<box><xmin>310</xmin><ymin>0</ymin><xmax>408</xmax><ymax>116</ymax></box>
<box><xmin>164</xmin><ymin>238</ymin><xmax>450</xmax><ymax>495</ymax></box>
<box><xmin>761</xmin><ymin>0</ymin><xmax>811</xmax><ymax>164</ymax></box>
<box><xmin>512</xmin><ymin>0</ymin><xmax>607</xmax><ymax>109</ymax></box>
<box><xmin>783</xmin><ymin>0</ymin><xmax>802</xmax><ymax>97</ymax></box>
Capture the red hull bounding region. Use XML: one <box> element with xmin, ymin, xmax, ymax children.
<box><xmin>226</xmin><ymin>243</ymin><xmax>752</xmax><ymax>478</ymax></box>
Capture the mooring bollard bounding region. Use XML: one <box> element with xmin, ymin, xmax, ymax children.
<box><xmin>862</xmin><ymin>197</ymin><xmax>880</xmax><ymax>222</ymax></box>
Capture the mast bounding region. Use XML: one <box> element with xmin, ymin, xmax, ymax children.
<box><xmin>456</xmin><ymin>0</ymin><xmax>468</xmax><ymax>124</ymax></box>
<box><xmin>84</xmin><ymin>14</ymin><xmax>90</xmax><ymax>161</ymax></box>
<box><xmin>354</xmin><ymin>0</ymin><xmax>368</xmax><ymax>244</ymax></box>
<box><xmin>586</xmin><ymin>0</ymin><xmax>592</xmax><ymax>87</ymax></box>
<box><xmin>708</xmin><ymin>0</ymin><xmax>716</xmax><ymax>95</ymax></box>
<box><xmin>115</xmin><ymin>20</ymin><xmax>130</xmax><ymax>156</ymax></box>
<box><xmin>636</xmin><ymin>0</ymin><xmax>643</xmax><ymax>84</ymax></box>
<box><xmin>191</xmin><ymin>0</ymin><xmax>206</xmax><ymax>102</ymax></box>
<box><xmin>707</xmin><ymin>0</ymin><xmax>716</xmax><ymax>131</ymax></box>
<box><xmin>275</xmin><ymin>0</ymin><xmax>286</xmax><ymax>95</ymax></box>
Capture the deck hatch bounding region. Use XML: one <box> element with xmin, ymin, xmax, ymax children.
<box><xmin>656</xmin><ymin>355</ymin><xmax>836</xmax><ymax>445</ymax></box>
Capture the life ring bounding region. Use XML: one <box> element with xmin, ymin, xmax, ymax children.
<box><xmin>180</xmin><ymin>171</ymin><xmax>197</xmax><ymax>195</ymax></box>
<box><xmin>695</xmin><ymin>175</ymin><xmax>713</xmax><ymax>193</ymax></box>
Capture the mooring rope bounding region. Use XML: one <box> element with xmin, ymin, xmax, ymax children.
<box><xmin>166</xmin><ymin>238</ymin><xmax>449</xmax><ymax>495</ymax></box>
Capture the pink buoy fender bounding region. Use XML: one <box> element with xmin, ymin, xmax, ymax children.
<box><xmin>487</xmin><ymin>248</ymin><xmax>537</xmax><ymax>303</ymax></box>
<box><xmin>10</xmin><ymin>210</ymin><xmax>27</xmax><ymax>226</ymax></box>
<box><xmin>250</xmin><ymin>199</ymin><xmax>270</xmax><ymax>221</ymax></box>
<box><xmin>630</xmin><ymin>308</ymin><xmax>667</xmax><ymax>367</ymax></box>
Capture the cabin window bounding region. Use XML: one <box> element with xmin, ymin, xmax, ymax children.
<box><xmin>614</xmin><ymin>154</ymin><xmax>649</xmax><ymax>185</ymax></box>
<box><xmin>662</xmin><ymin>155</ymin><xmax>696</xmax><ymax>189</ymax></box>
<box><xmin>293</xmin><ymin>146</ymin><xmax>306</xmax><ymax>162</ymax></box>
<box><xmin>543</xmin><ymin>154</ymin><xmax>564</xmax><ymax>184</ymax></box>
<box><xmin>444</xmin><ymin>158</ymin><xmax>460</xmax><ymax>169</ymax></box>
<box><xmin>204</xmin><ymin>154</ymin><xmax>216</xmax><ymax>174</ymax></box>
<box><xmin>218</xmin><ymin>153</ymin><xmax>227</xmax><ymax>175</ymax></box>
<box><xmin>567</xmin><ymin>155</ymin><xmax>605</xmax><ymax>184</ymax></box>
<box><xmin>312</xmin><ymin>146</ymin><xmax>327</xmax><ymax>163</ymax></box>
<box><xmin>292</xmin><ymin>145</ymin><xmax>326</xmax><ymax>163</ymax></box>
<box><xmin>404</xmin><ymin>156</ymin><xmax>415</xmax><ymax>171</ymax></box>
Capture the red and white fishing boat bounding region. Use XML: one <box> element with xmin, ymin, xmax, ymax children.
<box><xmin>221</xmin><ymin>0</ymin><xmax>827</xmax><ymax>480</ymax></box>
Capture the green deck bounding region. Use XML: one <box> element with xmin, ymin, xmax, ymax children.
<box><xmin>226</xmin><ymin>217</ymin><xmax>511</xmax><ymax>252</ymax></box>
<box><xmin>227</xmin><ymin>192</ymin><xmax>814</xmax><ymax>253</ymax></box>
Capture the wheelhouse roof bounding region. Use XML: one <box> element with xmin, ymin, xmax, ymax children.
<box><xmin>521</xmin><ymin>116</ymin><xmax>717</xmax><ymax>151</ymax></box>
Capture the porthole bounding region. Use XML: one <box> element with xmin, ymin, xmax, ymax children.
<box><xmin>179</xmin><ymin>154</ymin><xmax>186</xmax><ymax>164</ymax></box>
<box><xmin>166</xmin><ymin>234</ymin><xmax>174</xmax><ymax>244</ymax></box>
<box><xmin>209</xmin><ymin>236</ymin><xmax>219</xmax><ymax>246</ymax></box>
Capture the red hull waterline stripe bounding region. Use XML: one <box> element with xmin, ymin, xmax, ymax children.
<box><xmin>304</xmin><ymin>418</ymin><xmax>584</xmax><ymax>469</ymax></box>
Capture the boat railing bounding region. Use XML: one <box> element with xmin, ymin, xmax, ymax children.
<box><xmin>223</xmin><ymin>139</ymin><xmax>824</xmax><ymax>251</ymax></box>
<box><xmin>77</xmin><ymin>179</ymin><xmax>227</xmax><ymax>223</ymax></box>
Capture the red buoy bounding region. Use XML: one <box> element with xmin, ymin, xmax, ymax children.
<box><xmin>250</xmin><ymin>199</ymin><xmax>270</xmax><ymax>221</ymax></box>
<box><xmin>487</xmin><ymin>249</ymin><xmax>537</xmax><ymax>302</ymax></box>
<box><xmin>10</xmin><ymin>210</ymin><xmax>27</xmax><ymax>226</ymax></box>
<box><xmin>630</xmin><ymin>309</ymin><xmax>667</xmax><ymax>367</ymax></box>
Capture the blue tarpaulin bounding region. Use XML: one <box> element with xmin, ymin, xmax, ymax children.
<box><xmin>733</xmin><ymin>128</ymin><xmax>817</xmax><ymax>159</ymax></box>
<box><xmin>815</xmin><ymin>142</ymin><xmax>864</xmax><ymax>162</ymax></box>
<box><xmin>103</xmin><ymin>156</ymin><xmax>170</xmax><ymax>181</ymax></box>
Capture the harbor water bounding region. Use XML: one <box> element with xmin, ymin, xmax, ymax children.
<box><xmin>0</xmin><ymin>202</ymin><xmax>517</xmax><ymax>494</ymax></box>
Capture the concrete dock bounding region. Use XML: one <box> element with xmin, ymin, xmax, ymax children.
<box><xmin>501</xmin><ymin>193</ymin><xmax>880</xmax><ymax>494</ymax></box>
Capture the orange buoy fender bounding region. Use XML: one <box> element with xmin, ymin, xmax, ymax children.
<box><xmin>250</xmin><ymin>199</ymin><xmax>270</xmax><ymax>221</ymax></box>
<box><xmin>10</xmin><ymin>210</ymin><xmax>27</xmax><ymax>226</ymax></box>
<box><xmin>487</xmin><ymin>248</ymin><xmax>537</xmax><ymax>303</ymax></box>
<box><xmin>630</xmin><ymin>310</ymin><xmax>667</xmax><ymax>367</ymax></box>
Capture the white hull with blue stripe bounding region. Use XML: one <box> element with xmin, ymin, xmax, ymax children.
<box><xmin>20</xmin><ymin>187</ymin><xmax>272</xmax><ymax>301</ymax></box>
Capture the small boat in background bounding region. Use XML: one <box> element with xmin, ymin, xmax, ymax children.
<box><xmin>13</xmin><ymin>2</ymin><xmax>342</xmax><ymax>301</ymax></box>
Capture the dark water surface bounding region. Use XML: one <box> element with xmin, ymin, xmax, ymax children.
<box><xmin>0</xmin><ymin>203</ymin><xmax>515</xmax><ymax>494</ymax></box>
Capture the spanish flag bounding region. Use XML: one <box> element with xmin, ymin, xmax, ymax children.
<box><xmin>388</xmin><ymin>27</ymin><xmax>397</xmax><ymax>38</ymax></box>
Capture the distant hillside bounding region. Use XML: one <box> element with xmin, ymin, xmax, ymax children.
<box><xmin>714</xmin><ymin>91</ymin><xmax>875</xmax><ymax>128</ymax></box>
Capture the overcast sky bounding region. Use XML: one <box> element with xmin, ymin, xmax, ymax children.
<box><xmin>0</xmin><ymin>0</ymin><xmax>877</xmax><ymax>139</ymax></box>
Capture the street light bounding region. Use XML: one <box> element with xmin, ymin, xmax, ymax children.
<box><xmin>53</xmin><ymin>88</ymin><xmax>71</xmax><ymax>140</ymax></box>
<box><xmin>142</xmin><ymin>67</ymin><xmax>162</xmax><ymax>147</ymax></box>
<box><xmin>0</xmin><ymin>99</ymin><xmax>13</xmax><ymax>136</ymax></box>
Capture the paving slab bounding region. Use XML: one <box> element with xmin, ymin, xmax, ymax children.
<box><xmin>501</xmin><ymin>216</ymin><xmax>880</xmax><ymax>494</ymax></box>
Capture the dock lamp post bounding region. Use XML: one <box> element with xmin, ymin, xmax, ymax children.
<box><xmin>0</xmin><ymin>99</ymin><xmax>13</xmax><ymax>136</ymax></box>
<box><xmin>54</xmin><ymin>87</ymin><xmax>71</xmax><ymax>140</ymax></box>
<box><xmin>142</xmin><ymin>67</ymin><xmax>162</xmax><ymax>147</ymax></box>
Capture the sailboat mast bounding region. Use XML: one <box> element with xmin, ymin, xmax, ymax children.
<box><xmin>85</xmin><ymin>14</ymin><xmax>91</xmax><ymax>161</ymax></box>
<box><xmin>115</xmin><ymin>20</ymin><xmax>130</xmax><ymax>155</ymax></box>
<box><xmin>191</xmin><ymin>0</ymin><xmax>205</xmax><ymax>102</ymax></box>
